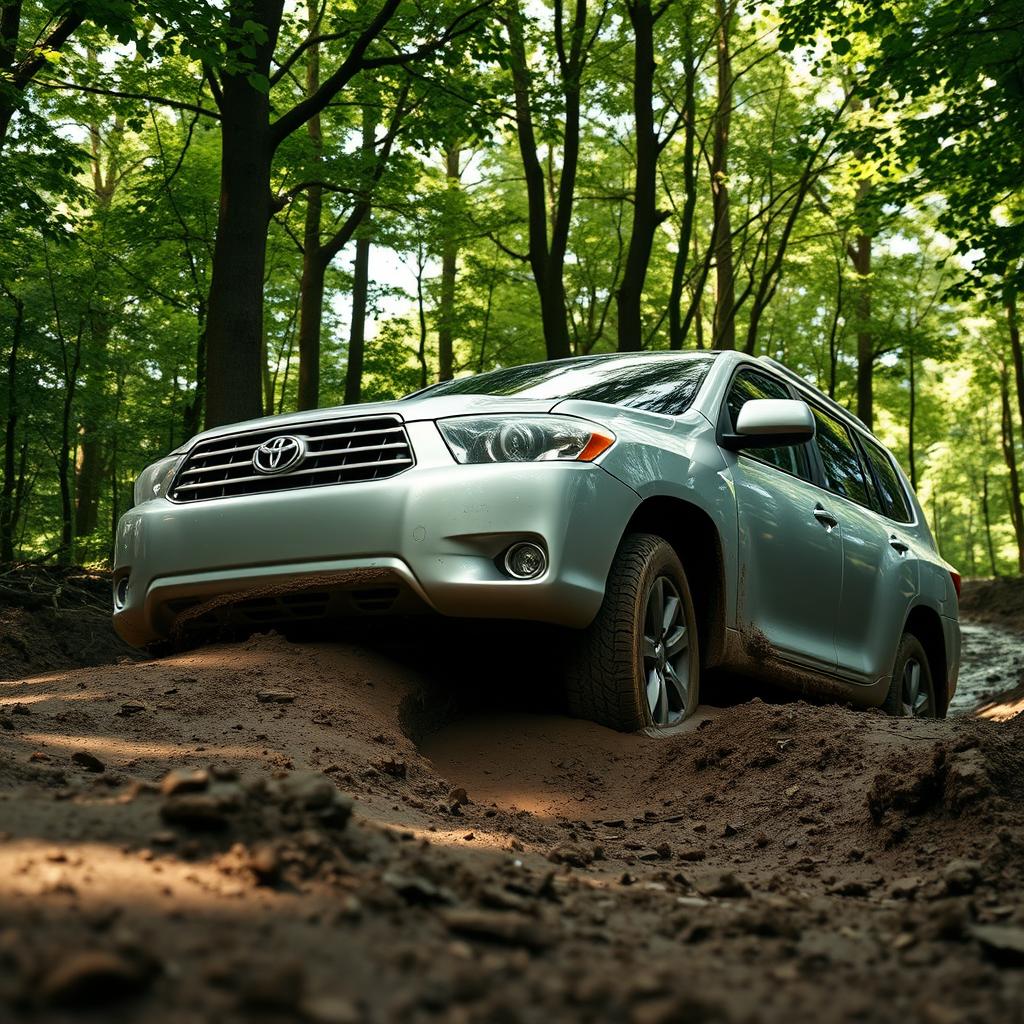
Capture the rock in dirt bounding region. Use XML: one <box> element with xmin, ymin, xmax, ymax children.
<box><xmin>238</xmin><ymin>960</ymin><xmax>305</xmax><ymax>1010</ymax></box>
<box><xmin>71</xmin><ymin>751</ymin><xmax>105</xmax><ymax>773</ymax></box>
<box><xmin>247</xmin><ymin>842</ymin><xmax>282</xmax><ymax>885</ymax></box>
<box><xmin>116</xmin><ymin>701</ymin><xmax>148</xmax><ymax>716</ymax></box>
<box><xmin>944</xmin><ymin>748</ymin><xmax>993</xmax><ymax>811</ymax></box>
<box><xmin>257</xmin><ymin>689</ymin><xmax>297</xmax><ymax>704</ymax></box>
<box><xmin>942</xmin><ymin>858</ymin><xmax>983</xmax><ymax>895</ymax></box>
<box><xmin>446</xmin><ymin>787</ymin><xmax>470</xmax><ymax>811</ymax></box>
<box><xmin>160</xmin><ymin>767</ymin><xmax>209</xmax><ymax>796</ymax></box>
<box><xmin>40</xmin><ymin>950</ymin><xmax>154</xmax><ymax>1006</ymax></box>
<box><xmin>970</xmin><ymin>925</ymin><xmax>1024</xmax><ymax>966</ymax></box>
<box><xmin>547</xmin><ymin>842</ymin><xmax>593</xmax><ymax>868</ymax></box>
<box><xmin>441</xmin><ymin>908</ymin><xmax>553</xmax><ymax>951</ymax></box>
<box><xmin>301</xmin><ymin>994</ymin><xmax>363</xmax><ymax>1024</ymax></box>
<box><xmin>383</xmin><ymin>872</ymin><xmax>453</xmax><ymax>907</ymax></box>
<box><xmin>160</xmin><ymin>791</ymin><xmax>240</xmax><ymax>831</ymax></box>
<box><xmin>701</xmin><ymin>872</ymin><xmax>751</xmax><ymax>899</ymax></box>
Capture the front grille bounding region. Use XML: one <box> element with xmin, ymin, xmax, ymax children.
<box><xmin>169</xmin><ymin>414</ymin><xmax>414</xmax><ymax>503</ymax></box>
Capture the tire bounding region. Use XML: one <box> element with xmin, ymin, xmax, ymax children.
<box><xmin>566</xmin><ymin>533</ymin><xmax>700</xmax><ymax>732</ymax></box>
<box><xmin>883</xmin><ymin>633</ymin><xmax>939</xmax><ymax>718</ymax></box>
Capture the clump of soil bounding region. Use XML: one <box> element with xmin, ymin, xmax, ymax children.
<box><xmin>1</xmin><ymin>629</ymin><xmax>1022</xmax><ymax>1023</ymax></box>
<box><xmin>960</xmin><ymin>577</ymin><xmax>1024</xmax><ymax>632</ymax></box>
<box><xmin>0</xmin><ymin>563</ymin><xmax>138</xmax><ymax>680</ymax></box>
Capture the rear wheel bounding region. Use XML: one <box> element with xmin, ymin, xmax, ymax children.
<box><xmin>566</xmin><ymin>533</ymin><xmax>700</xmax><ymax>732</ymax></box>
<box><xmin>883</xmin><ymin>633</ymin><xmax>938</xmax><ymax>718</ymax></box>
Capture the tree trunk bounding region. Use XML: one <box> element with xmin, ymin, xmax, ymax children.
<box><xmin>436</xmin><ymin>144</ymin><xmax>460</xmax><ymax>382</ymax></box>
<box><xmin>75</xmin><ymin>432</ymin><xmax>106</xmax><ymax>536</ymax></box>
<box><xmin>1000</xmin><ymin>363</ymin><xmax>1024</xmax><ymax>573</ymax></box>
<box><xmin>668</xmin><ymin>16</ymin><xmax>697</xmax><ymax>351</ymax></box>
<box><xmin>343</xmin><ymin>109</ymin><xmax>375</xmax><ymax>405</ymax></box>
<box><xmin>1</xmin><ymin>287</ymin><xmax>23</xmax><ymax>560</ymax></box>
<box><xmin>617</xmin><ymin>0</ymin><xmax>665</xmax><ymax>352</ymax></box>
<box><xmin>297</xmin><ymin>247</ymin><xmax>326</xmax><ymax>411</ymax></box>
<box><xmin>203</xmin><ymin>0</ymin><xmax>283</xmax><ymax>428</ymax></box>
<box><xmin>710</xmin><ymin>0</ymin><xmax>735</xmax><ymax>351</ymax></box>
<box><xmin>344</xmin><ymin>231</ymin><xmax>371</xmax><ymax>405</ymax></box>
<box><xmin>907</xmin><ymin>345</ymin><xmax>917</xmax><ymax>490</ymax></box>
<box><xmin>57</xmin><ymin>333</ymin><xmax>83</xmax><ymax>563</ymax></box>
<box><xmin>297</xmin><ymin>0</ymin><xmax>323</xmax><ymax>411</ymax></box>
<box><xmin>183</xmin><ymin>312</ymin><xmax>206</xmax><ymax>439</ymax></box>
<box><xmin>415</xmin><ymin>245</ymin><xmax>429</xmax><ymax>389</ymax></box>
<box><xmin>1008</xmin><ymin>292</ymin><xmax>1024</xmax><ymax>436</ymax></box>
<box><xmin>504</xmin><ymin>1</ymin><xmax>577</xmax><ymax>361</ymax></box>
<box><xmin>827</xmin><ymin>253</ymin><xmax>843</xmax><ymax>398</ymax></box>
<box><xmin>852</xmin><ymin>229</ymin><xmax>873</xmax><ymax>426</ymax></box>
<box><xmin>982</xmin><ymin>470</ymin><xmax>998</xmax><ymax>576</ymax></box>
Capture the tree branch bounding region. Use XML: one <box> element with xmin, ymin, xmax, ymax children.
<box><xmin>35</xmin><ymin>78</ymin><xmax>221</xmax><ymax>120</ymax></box>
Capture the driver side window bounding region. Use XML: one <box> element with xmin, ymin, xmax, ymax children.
<box><xmin>726</xmin><ymin>370</ymin><xmax>811</xmax><ymax>481</ymax></box>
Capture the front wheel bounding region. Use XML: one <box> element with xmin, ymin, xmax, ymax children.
<box><xmin>883</xmin><ymin>633</ymin><xmax>939</xmax><ymax>718</ymax></box>
<box><xmin>566</xmin><ymin>533</ymin><xmax>700</xmax><ymax>732</ymax></box>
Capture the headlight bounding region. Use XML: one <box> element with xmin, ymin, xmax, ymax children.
<box><xmin>437</xmin><ymin>416</ymin><xmax>615</xmax><ymax>464</ymax></box>
<box><xmin>133</xmin><ymin>455</ymin><xmax>183</xmax><ymax>506</ymax></box>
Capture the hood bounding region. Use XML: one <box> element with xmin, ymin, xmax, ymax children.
<box><xmin>177</xmin><ymin>394</ymin><xmax>564</xmax><ymax>451</ymax></box>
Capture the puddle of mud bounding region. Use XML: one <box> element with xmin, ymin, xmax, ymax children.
<box><xmin>949</xmin><ymin>620</ymin><xmax>1024</xmax><ymax>716</ymax></box>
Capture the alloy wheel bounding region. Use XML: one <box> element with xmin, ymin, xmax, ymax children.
<box><xmin>901</xmin><ymin>657</ymin><xmax>932</xmax><ymax>718</ymax></box>
<box><xmin>642</xmin><ymin>575</ymin><xmax>691</xmax><ymax>727</ymax></box>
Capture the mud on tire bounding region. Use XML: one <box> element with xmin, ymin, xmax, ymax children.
<box><xmin>566</xmin><ymin>532</ymin><xmax>700</xmax><ymax>732</ymax></box>
<box><xmin>883</xmin><ymin>632</ymin><xmax>940</xmax><ymax>719</ymax></box>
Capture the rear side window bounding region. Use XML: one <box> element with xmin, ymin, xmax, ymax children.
<box><xmin>860</xmin><ymin>435</ymin><xmax>913</xmax><ymax>522</ymax></box>
<box><xmin>811</xmin><ymin>407</ymin><xmax>871</xmax><ymax>506</ymax></box>
<box><xmin>726</xmin><ymin>370</ymin><xmax>811</xmax><ymax>481</ymax></box>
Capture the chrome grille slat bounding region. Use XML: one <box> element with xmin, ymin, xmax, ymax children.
<box><xmin>174</xmin><ymin>458</ymin><xmax>414</xmax><ymax>492</ymax></box>
<box><xmin>169</xmin><ymin>415</ymin><xmax>414</xmax><ymax>503</ymax></box>
<box><xmin>179</xmin><ymin>441</ymin><xmax>410</xmax><ymax>478</ymax></box>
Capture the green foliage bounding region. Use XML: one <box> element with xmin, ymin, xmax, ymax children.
<box><xmin>0</xmin><ymin>0</ymin><xmax>1022</xmax><ymax>575</ymax></box>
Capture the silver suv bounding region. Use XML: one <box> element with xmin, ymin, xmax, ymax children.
<box><xmin>114</xmin><ymin>351</ymin><xmax>961</xmax><ymax>731</ymax></box>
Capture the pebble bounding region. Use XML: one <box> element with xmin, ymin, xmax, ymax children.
<box><xmin>40</xmin><ymin>951</ymin><xmax>151</xmax><ymax>1006</ymax></box>
<box><xmin>970</xmin><ymin>924</ymin><xmax>1024</xmax><ymax>966</ymax></box>
<box><xmin>257</xmin><ymin>689</ymin><xmax>297</xmax><ymax>703</ymax></box>
<box><xmin>301</xmin><ymin>994</ymin><xmax>363</xmax><ymax>1024</ymax></box>
<box><xmin>71</xmin><ymin>751</ymin><xmax>105</xmax><ymax>773</ymax></box>
<box><xmin>441</xmin><ymin>908</ymin><xmax>552</xmax><ymax>950</ymax></box>
<box><xmin>160</xmin><ymin>768</ymin><xmax>209</xmax><ymax>796</ymax></box>
<box><xmin>942</xmin><ymin>858</ymin><xmax>982</xmax><ymax>895</ymax></box>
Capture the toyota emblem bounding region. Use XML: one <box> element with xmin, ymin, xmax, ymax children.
<box><xmin>252</xmin><ymin>435</ymin><xmax>306</xmax><ymax>475</ymax></box>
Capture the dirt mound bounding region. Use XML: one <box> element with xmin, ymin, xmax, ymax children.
<box><xmin>960</xmin><ymin>577</ymin><xmax>1024</xmax><ymax>631</ymax></box>
<box><xmin>1</xmin><ymin>631</ymin><xmax>1023</xmax><ymax>1022</ymax></box>
<box><xmin>0</xmin><ymin>564</ymin><xmax>138</xmax><ymax>679</ymax></box>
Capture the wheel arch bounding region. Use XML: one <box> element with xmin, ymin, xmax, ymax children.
<box><xmin>620</xmin><ymin>496</ymin><xmax>728</xmax><ymax>668</ymax></box>
<box><xmin>903</xmin><ymin>603</ymin><xmax>949</xmax><ymax>715</ymax></box>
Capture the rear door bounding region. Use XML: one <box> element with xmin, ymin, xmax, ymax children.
<box><xmin>723</xmin><ymin>368</ymin><xmax>842</xmax><ymax>670</ymax></box>
<box><xmin>808</xmin><ymin>407</ymin><xmax>918</xmax><ymax>682</ymax></box>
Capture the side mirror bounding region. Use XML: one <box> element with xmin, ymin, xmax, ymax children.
<box><xmin>720</xmin><ymin>399</ymin><xmax>815</xmax><ymax>451</ymax></box>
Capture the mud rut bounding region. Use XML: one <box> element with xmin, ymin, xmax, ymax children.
<box><xmin>0</xmin><ymin>619</ymin><xmax>1022</xmax><ymax>1023</ymax></box>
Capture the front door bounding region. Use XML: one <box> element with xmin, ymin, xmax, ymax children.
<box><xmin>724</xmin><ymin>369</ymin><xmax>843</xmax><ymax>670</ymax></box>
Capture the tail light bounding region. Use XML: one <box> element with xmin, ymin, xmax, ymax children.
<box><xmin>949</xmin><ymin>571</ymin><xmax>962</xmax><ymax>599</ymax></box>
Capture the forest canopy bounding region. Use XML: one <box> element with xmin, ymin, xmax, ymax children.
<box><xmin>1</xmin><ymin>0</ymin><xmax>1023</xmax><ymax>574</ymax></box>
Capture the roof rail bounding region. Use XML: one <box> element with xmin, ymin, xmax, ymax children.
<box><xmin>757</xmin><ymin>355</ymin><xmax>871</xmax><ymax>434</ymax></box>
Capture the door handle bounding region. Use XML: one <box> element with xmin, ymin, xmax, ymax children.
<box><xmin>812</xmin><ymin>505</ymin><xmax>838</xmax><ymax>531</ymax></box>
<box><xmin>889</xmin><ymin>535</ymin><xmax>909</xmax><ymax>555</ymax></box>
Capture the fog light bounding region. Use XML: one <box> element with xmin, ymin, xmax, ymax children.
<box><xmin>114</xmin><ymin>576</ymin><xmax>129</xmax><ymax>609</ymax></box>
<box><xmin>504</xmin><ymin>542</ymin><xmax>547</xmax><ymax>580</ymax></box>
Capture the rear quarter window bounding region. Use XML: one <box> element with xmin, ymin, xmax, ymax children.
<box><xmin>860</xmin><ymin>435</ymin><xmax>914</xmax><ymax>523</ymax></box>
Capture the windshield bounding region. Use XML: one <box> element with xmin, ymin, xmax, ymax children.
<box><xmin>409</xmin><ymin>353</ymin><xmax>716</xmax><ymax>416</ymax></box>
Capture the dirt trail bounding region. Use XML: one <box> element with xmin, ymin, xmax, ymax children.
<box><xmin>0</xmin><ymin>623</ymin><xmax>1022</xmax><ymax>1023</ymax></box>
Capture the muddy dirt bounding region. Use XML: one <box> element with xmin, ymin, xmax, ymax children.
<box><xmin>1</xmin><ymin>575</ymin><xmax>1023</xmax><ymax>1022</ymax></box>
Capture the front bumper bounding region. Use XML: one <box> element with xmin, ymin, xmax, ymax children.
<box><xmin>112</xmin><ymin>421</ymin><xmax>640</xmax><ymax>646</ymax></box>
